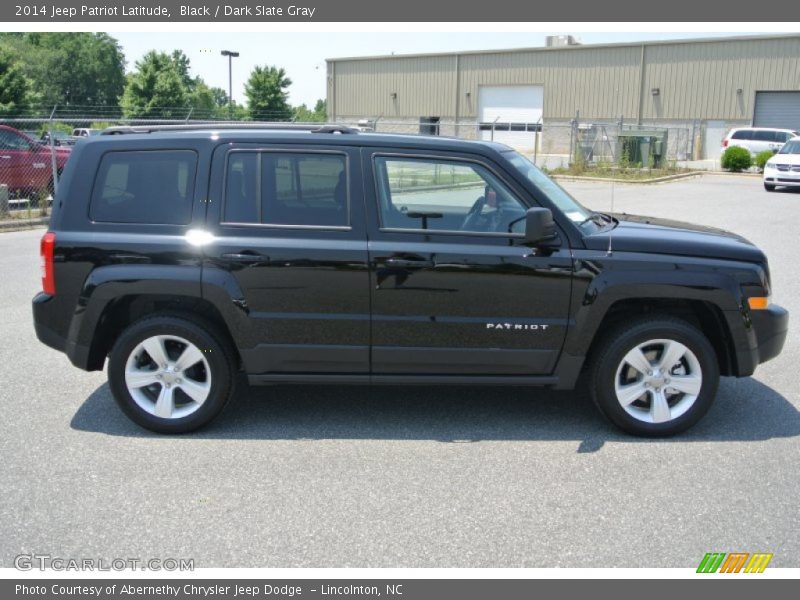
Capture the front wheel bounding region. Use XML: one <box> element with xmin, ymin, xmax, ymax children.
<box><xmin>764</xmin><ymin>183</ymin><xmax>776</xmax><ymax>192</ymax></box>
<box><xmin>589</xmin><ymin>317</ymin><xmax>719</xmax><ymax>436</ymax></box>
<box><xmin>108</xmin><ymin>315</ymin><xmax>235</xmax><ymax>433</ymax></box>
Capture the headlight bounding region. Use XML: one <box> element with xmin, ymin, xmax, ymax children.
<box><xmin>765</xmin><ymin>161</ymin><xmax>776</xmax><ymax>169</ymax></box>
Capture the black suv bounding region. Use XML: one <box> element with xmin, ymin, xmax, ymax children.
<box><xmin>32</xmin><ymin>125</ymin><xmax>789</xmax><ymax>435</ymax></box>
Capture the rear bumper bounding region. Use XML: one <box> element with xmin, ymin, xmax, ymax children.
<box><xmin>732</xmin><ymin>304</ymin><xmax>789</xmax><ymax>376</ymax></box>
<box><xmin>32</xmin><ymin>292</ymin><xmax>92</xmax><ymax>370</ymax></box>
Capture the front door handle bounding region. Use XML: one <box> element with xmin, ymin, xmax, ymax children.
<box><xmin>221</xmin><ymin>252</ymin><xmax>270</xmax><ymax>264</ymax></box>
<box><xmin>385</xmin><ymin>256</ymin><xmax>434</xmax><ymax>269</ymax></box>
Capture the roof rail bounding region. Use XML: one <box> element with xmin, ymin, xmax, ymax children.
<box><xmin>100</xmin><ymin>123</ymin><xmax>359</xmax><ymax>135</ymax></box>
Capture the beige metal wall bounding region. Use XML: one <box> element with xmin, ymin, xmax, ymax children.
<box><xmin>328</xmin><ymin>54</ymin><xmax>457</xmax><ymax>120</ymax></box>
<box><xmin>328</xmin><ymin>36</ymin><xmax>800</xmax><ymax>122</ymax></box>
<box><xmin>458</xmin><ymin>45</ymin><xmax>640</xmax><ymax>119</ymax></box>
<box><xmin>639</xmin><ymin>36</ymin><xmax>800</xmax><ymax>120</ymax></box>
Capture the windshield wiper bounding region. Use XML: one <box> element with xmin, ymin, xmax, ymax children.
<box><xmin>578</xmin><ymin>212</ymin><xmax>613</xmax><ymax>227</ymax></box>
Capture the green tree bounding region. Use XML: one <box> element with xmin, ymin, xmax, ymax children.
<box><xmin>0</xmin><ymin>49</ymin><xmax>33</xmax><ymax>114</ymax></box>
<box><xmin>171</xmin><ymin>49</ymin><xmax>194</xmax><ymax>90</ymax></box>
<box><xmin>209</xmin><ymin>86</ymin><xmax>230</xmax><ymax>109</ymax></box>
<box><xmin>293</xmin><ymin>98</ymin><xmax>327</xmax><ymax>122</ymax></box>
<box><xmin>0</xmin><ymin>33</ymin><xmax>125</xmax><ymax>107</ymax></box>
<box><xmin>244</xmin><ymin>65</ymin><xmax>292</xmax><ymax>121</ymax></box>
<box><xmin>121</xmin><ymin>50</ymin><xmax>189</xmax><ymax>118</ymax></box>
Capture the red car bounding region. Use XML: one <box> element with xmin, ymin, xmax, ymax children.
<box><xmin>0</xmin><ymin>125</ymin><xmax>72</xmax><ymax>197</ymax></box>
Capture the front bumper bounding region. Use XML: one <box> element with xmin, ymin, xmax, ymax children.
<box><xmin>764</xmin><ymin>169</ymin><xmax>800</xmax><ymax>187</ymax></box>
<box><xmin>750</xmin><ymin>304</ymin><xmax>789</xmax><ymax>365</ymax></box>
<box><xmin>730</xmin><ymin>303</ymin><xmax>789</xmax><ymax>376</ymax></box>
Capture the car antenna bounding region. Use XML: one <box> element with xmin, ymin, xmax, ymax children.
<box><xmin>606</xmin><ymin>179</ymin><xmax>614</xmax><ymax>256</ymax></box>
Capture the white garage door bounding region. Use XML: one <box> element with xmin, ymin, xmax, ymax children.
<box><xmin>753</xmin><ymin>92</ymin><xmax>800</xmax><ymax>131</ymax></box>
<box><xmin>478</xmin><ymin>85</ymin><xmax>543</xmax><ymax>150</ymax></box>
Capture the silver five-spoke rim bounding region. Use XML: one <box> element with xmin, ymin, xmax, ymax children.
<box><xmin>614</xmin><ymin>338</ymin><xmax>702</xmax><ymax>424</ymax></box>
<box><xmin>124</xmin><ymin>335</ymin><xmax>211</xmax><ymax>420</ymax></box>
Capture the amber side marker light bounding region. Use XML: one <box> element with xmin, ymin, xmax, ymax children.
<box><xmin>747</xmin><ymin>297</ymin><xmax>770</xmax><ymax>310</ymax></box>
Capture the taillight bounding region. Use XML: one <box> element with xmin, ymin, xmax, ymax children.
<box><xmin>722</xmin><ymin>139</ymin><xmax>729</xmax><ymax>147</ymax></box>
<box><xmin>40</xmin><ymin>232</ymin><xmax>56</xmax><ymax>295</ymax></box>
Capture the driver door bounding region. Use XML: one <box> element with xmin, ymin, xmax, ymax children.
<box><xmin>364</xmin><ymin>149</ymin><xmax>573</xmax><ymax>376</ymax></box>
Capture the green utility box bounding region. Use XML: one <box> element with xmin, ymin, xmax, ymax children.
<box><xmin>617</xmin><ymin>130</ymin><xmax>669</xmax><ymax>168</ymax></box>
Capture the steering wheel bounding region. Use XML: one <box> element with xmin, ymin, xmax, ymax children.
<box><xmin>461</xmin><ymin>196</ymin><xmax>487</xmax><ymax>231</ymax></box>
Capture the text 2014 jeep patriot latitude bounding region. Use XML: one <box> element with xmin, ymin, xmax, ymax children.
<box><xmin>32</xmin><ymin>125</ymin><xmax>789</xmax><ymax>435</ymax></box>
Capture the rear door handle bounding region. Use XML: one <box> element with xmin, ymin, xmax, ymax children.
<box><xmin>221</xmin><ymin>252</ymin><xmax>270</xmax><ymax>264</ymax></box>
<box><xmin>385</xmin><ymin>257</ymin><xmax>434</xmax><ymax>268</ymax></box>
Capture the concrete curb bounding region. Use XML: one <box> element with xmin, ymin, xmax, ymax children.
<box><xmin>0</xmin><ymin>217</ymin><xmax>50</xmax><ymax>232</ymax></box>
<box><xmin>551</xmin><ymin>171</ymin><xmax>702</xmax><ymax>185</ymax></box>
<box><xmin>700</xmin><ymin>171</ymin><xmax>762</xmax><ymax>179</ymax></box>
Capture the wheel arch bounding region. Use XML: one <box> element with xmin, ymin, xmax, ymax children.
<box><xmin>85</xmin><ymin>294</ymin><xmax>241</xmax><ymax>372</ymax></box>
<box><xmin>582</xmin><ymin>297</ymin><xmax>738</xmax><ymax>377</ymax></box>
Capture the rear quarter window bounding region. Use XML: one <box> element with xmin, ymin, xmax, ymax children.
<box><xmin>89</xmin><ymin>150</ymin><xmax>197</xmax><ymax>224</ymax></box>
<box><xmin>731</xmin><ymin>130</ymin><xmax>753</xmax><ymax>140</ymax></box>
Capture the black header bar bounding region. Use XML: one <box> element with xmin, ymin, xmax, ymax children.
<box><xmin>4</xmin><ymin>0</ymin><xmax>798</xmax><ymax>22</ymax></box>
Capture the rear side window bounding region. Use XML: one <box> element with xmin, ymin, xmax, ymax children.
<box><xmin>90</xmin><ymin>150</ymin><xmax>197</xmax><ymax>224</ymax></box>
<box><xmin>223</xmin><ymin>151</ymin><xmax>348</xmax><ymax>227</ymax></box>
<box><xmin>731</xmin><ymin>130</ymin><xmax>753</xmax><ymax>140</ymax></box>
<box><xmin>753</xmin><ymin>130</ymin><xmax>777</xmax><ymax>142</ymax></box>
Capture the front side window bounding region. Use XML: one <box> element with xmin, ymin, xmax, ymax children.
<box><xmin>374</xmin><ymin>157</ymin><xmax>526</xmax><ymax>234</ymax></box>
<box><xmin>90</xmin><ymin>150</ymin><xmax>197</xmax><ymax>224</ymax></box>
<box><xmin>223</xmin><ymin>151</ymin><xmax>348</xmax><ymax>227</ymax></box>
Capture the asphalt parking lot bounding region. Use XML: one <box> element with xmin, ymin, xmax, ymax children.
<box><xmin>1</xmin><ymin>174</ymin><xmax>798</xmax><ymax>568</ymax></box>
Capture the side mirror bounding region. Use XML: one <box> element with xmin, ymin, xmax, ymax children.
<box><xmin>524</xmin><ymin>207</ymin><xmax>557</xmax><ymax>244</ymax></box>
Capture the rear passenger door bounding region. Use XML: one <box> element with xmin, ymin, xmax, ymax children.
<box><xmin>752</xmin><ymin>130</ymin><xmax>777</xmax><ymax>154</ymax></box>
<box><xmin>203</xmin><ymin>143</ymin><xmax>370</xmax><ymax>376</ymax></box>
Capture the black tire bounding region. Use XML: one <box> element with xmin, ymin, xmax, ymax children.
<box><xmin>108</xmin><ymin>315</ymin><xmax>236</xmax><ymax>433</ymax></box>
<box><xmin>764</xmin><ymin>183</ymin><xmax>776</xmax><ymax>192</ymax></box>
<box><xmin>589</xmin><ymin>316</ymin><xmax>720</xmax><ymax>437</ymax></box>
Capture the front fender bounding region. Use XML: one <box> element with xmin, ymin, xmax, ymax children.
<box><xmin>555</xmin><ymin>252</ymin><xmax>757</xmax><ymax>384</ymax></box>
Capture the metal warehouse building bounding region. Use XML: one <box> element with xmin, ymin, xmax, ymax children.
<box><xmin>326</xmin><ymin>34</ymin><xmax>800</xmax><ymax>159</ymax></box>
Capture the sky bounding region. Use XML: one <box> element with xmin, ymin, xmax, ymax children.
<box><xmin>111</xmin><ymin>31</ymin><xmax>770</xmax><ymax>107</ymax></box>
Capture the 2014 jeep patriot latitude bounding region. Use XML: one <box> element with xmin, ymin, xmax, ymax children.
<box><xmin>32</xmin><ymin>125</ymin><xmax>789</xmax><ymax>436</ymax></box>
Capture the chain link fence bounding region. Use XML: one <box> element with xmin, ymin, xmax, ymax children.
<box><xmin>0</xmin><ymin>106</ymin><xmax>697</xmax><ymax>221</ymax></box>
<box><xmin>339</xmin><ymin>116</ymin><xmax>694</xmax><ymax>168</ymax></box>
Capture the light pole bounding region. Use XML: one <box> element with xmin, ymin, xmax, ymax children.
<box><xmin>220</xmin><ymin>50</ymin><xmax>239</xmax><ymax>119</ymax></box>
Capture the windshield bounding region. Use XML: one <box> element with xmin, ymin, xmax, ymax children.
<box><xmin>778</xmin><ymin>140</ymin><xmax>800</xmax><ymax>154</ymax></box>
<box><xmin>503</xmin><ymin>151</ymin><xmax>593</xmax><ymax>224</ymax></box>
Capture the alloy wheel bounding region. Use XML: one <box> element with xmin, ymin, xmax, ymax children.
<box><xmin>613</xmin><ymin>338</ymin><xmax>703</xmax><ymax>424</ymax></box>
<box><xmin>124</xmin><ymin>335</ymin><xmax>211</xmax><ymax>420</ymax></box>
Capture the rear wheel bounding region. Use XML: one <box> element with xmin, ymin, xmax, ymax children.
<box><xmin>764</xmin><ymin>183</ymin><xmax>776</xmax><ymax>192</ymax></box>
<box><xmin>589</xmin><ymin>317</ymin><xmax>719</xmax><ymax>436</ymax></box>
<box><xmin>108</xmin><ymin>315</ymin><xmax>235</xmax><ymax>433</ymax></box>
